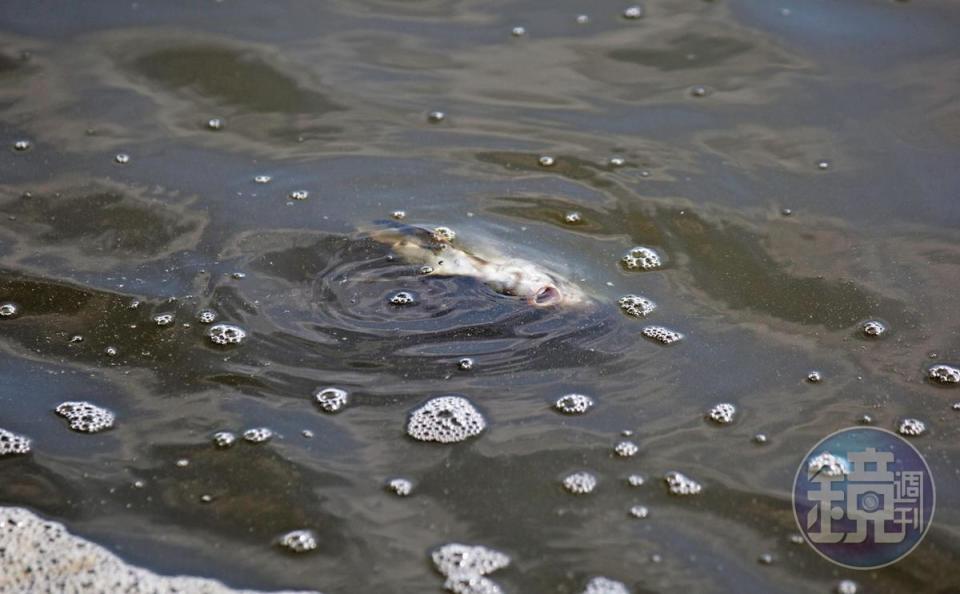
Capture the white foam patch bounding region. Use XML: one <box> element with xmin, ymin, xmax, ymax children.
<box><xmin>407</xmin><ymin>396</ymin><xmax>486</xmax><ymax>444</ymax></box>
<box><xmin>0</xmin><ymin>506</ymin><xmax>319</xmax><ymax>594</ymax></box>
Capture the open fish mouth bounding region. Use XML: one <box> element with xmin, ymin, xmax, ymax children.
<box><xmin>531</xmin><ymin>285</ymin><xmax>563</xmax><ymax>307</ymax></box>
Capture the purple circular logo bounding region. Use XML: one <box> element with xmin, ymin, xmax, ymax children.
<box><xmin>793</xmin><ymin>427</ymin><xmax>935</xmax><ymax>569</ymax></box>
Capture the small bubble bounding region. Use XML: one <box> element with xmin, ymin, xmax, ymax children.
<box><xmin>208</xmin><ymin>323</ymin><xmax>246</xmax><ymax>346</ymax></box>
<box><xmin>12</xmin><ymin>139</ymin><xmax>31</xmax><ymax>152</ymax></box>
<box><xmin>789</xmin><ymin>534</ymin><xmax>805</xmax><ymax>545</ymax></box>
<box><xmin>390</xmin><ymin>291</ymin><xmax>416</xmax><ymax>306</ymax></box>
<box><xmin>391</xmin><ymin>210</ymin><xmax>406</xmax><ymax>220</ymax></box>
<box><xmin>457</xmin><ymin>357</ymin><xmax>474</xmax><ymax>371</ymax></box>
<box><xmin>0</xmin><ymin>303</ymin><xmax>19</xmax><ymax>317</ymax></box>
<box><xmin>576</xmin><ymin>14</ymin><xmax>590</xmax><ymax>24</ymax></box>
<box><xmin>757</xmin><ymin>553</ymin><xmax>774</xmax><ymax>565</ymax></box>
<box><xmin>928</xmin><ymin>364</ymin><xmax>960</xmax><ymax>385</ymax></box>
<box><xmin>897</xmin><ymin>418</ymin><xmax>926</xmax><ymax>437</ymax></box>
<box><xmin>554</xmin><ymin>393</ymin><xmax>594</xmax><ymax>414</ymax></box>
<box><xmin>207</xmin><ymin>118</ymin><xmax>224</xmax><ymax>130</ymax></box>
<box><xmin>418</xmin><ymin>265</ymin><xmax>434</xmax><ymax>275</ymax></box>
<box><xmin>115</xmin><ymin>153</ymin><xmax>130</xmax><ymax>164</ymax></box>
<box><xmin>618</xmin><ymin>294</ymin><xmax>656</xmax><ymax>318</ymax></box>
<box><xmin>175</xmin><ymin>458</ymin><xmax>189</xmax><ymax>468</ymax></box>
<box><xmin>104</xmin><ymin>346</ymin><xmax>118</xmax><ymax>357</ymax></box>
<box><xmin>277</xmin><ymin>529</ymin><xmax>318</xmax><ymax>553</ymax></box>
<box><xmin>427</xmin><ymin>111</ymin><xmax>446</xmax><ymax>123</ymax></box>
<box><xmin>314</xmin><ymin>387</ymin><xmax>349</xmax><ymax>413</ymax></box>
<box><xmin>243</xmin><ymin>427</ymin><xmax>273</xmax><ymax>443</ymax></box>
<box><xmin>629</xmin><ymin>505</ymin><xmax>649</xmax><ymax>519</ymax></box>
<box><xmin>212</xmin><ymin>431</ymin><xmax>236</xmax><ymax>448</ymax></box>
<box><xmin>511</xmin><ymin>26</ymin><xmax>527</xmax><ymax>36</ymax></box>
<box><xmin>836</xmin><ymin>579</ymin><xmax>859</xmax><ymax>594</ymax></box>
<box><xmin>858</xmin><ymin>414</ymin><xmax>874</xmax><ymax>424</ymax></box>
<box><xmin>664</xmin><ymin>471</ymin><xmax>702</xmax><ymax>495</ymax></box>
<box><xmin>707</xmin><ymin>403</ymin><xmax>736</xmax><ymax>425</ymax></box>
<box><xmin>197</xmin><ymin>310</ymin><xmax>217</xmax><ymax>324</ymax></box>
<box><xmin>200</xmin><ymin>494</ymin><xmax>213</xmax><ymax>503</ymax></box>
<box><xmin>807</xmin><ymin>370</ymin><xmax>822</xmax><ymax>383</ymax></box>
<box><xmin>614</xmin><ymin>440</ymin><xmax>639</xmax><ymax>457</ymax></box>
<box><xmin>538</xmin><ymin>155</ymin><xmax>555</xmax><ymax>167</ymax></box>
<box><xmin>817</xmin><ymin>159</ymin><xmax>831</xmax><ymax>170</ymax></box>
<box><xmin>387</xmin><ymin>478</ymin><xmax>413</xmax><ymax>496</ymax></box>
<box><xmin>627</xmin><ymin>474</ymin><xmax>645</xmax><ymax>487</ymax></box>
<box><xmin>753</xmin><ymin>433</ymin><xmax>768</xmax><ymax>444</ymax></box>
<box><xmin>862</xmin><ymin>320</ymin><xmax>887</xmax><ymax>337</ymax></box>
<box><xmin>133</xmin><ymin>480</ymin><xmax>145</xmax><ymax>488</ymax></box>
<box><xmin>562</xmin><ymin>471</ymin><xmax>597</xmax><ymax>495</ymax></box>
<box><xmin>623</xmin><ymin>5</ymin><xmax>644</xmax><ymax>19</ymax></box>
<box><xmin>55</xmin><ymin>401</ymin><xmax>115</xmax><ymax>433</ymax></box>
<box><xmin>690</xmin><ymin>85</ymin><xmax>711</xmax><ymax>97</ymax></box>
<box><xmin>289</xmin><ymin>190</ymin><xmax>309</xmax><ymax>200</ymax></box>
<box><xmin>609</xmin><ymin>156</ymin><xmax>626</xmax><ymax>167</ymax></box>
<box><xmin>254</xmin><ymin>175</ymin><xmax>272</xmax><ymax>184</ymax></box>
<box><xmin>781</xmin><ymin>208</ymin><xmax>793</xmax><ymax>216</ymax></box>
<box><xmin>564</xmin><ymin>211</ymin><xmax>583</xmax><ymax>224</ymax></box>
<box><xmin>153</xmin><ymin>313</ymin><xmax>175</xmax><ymax>327</ymax></box>
<box><xmin>69</xmin><ymin>335</ymin><xmax>84</xmax><ymax>343</ymax></box>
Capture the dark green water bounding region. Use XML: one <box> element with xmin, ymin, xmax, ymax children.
<box><xmin>0</xmin><ymin>0</ymin><xmax>959</xmax><ymax>592</ymax></box>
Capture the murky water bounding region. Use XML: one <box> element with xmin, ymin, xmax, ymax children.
<box><xmin>1</xmin><ymin>0</ymin><xmax>959</xmax><ymax>592</ymax></box>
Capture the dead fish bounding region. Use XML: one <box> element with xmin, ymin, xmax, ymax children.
<box><xmin>368</xmin><ymin>224</ymin><xmax>588</xmax><ymax>307</ymax></box>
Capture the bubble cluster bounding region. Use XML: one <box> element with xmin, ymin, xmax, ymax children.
<box><xmin>622</xmin><ymin>5</ymin><xmax>644</xmax><ymax>19</ymax></box>
<box><xmin>808</xmin><ymin>452</ymin><xmax>848</xmax><ymax>477</ymax></box>
<box><xmin>706</xmin><ymin>403</ymin><xmax>736</xmax><ymax>425</ymax></box>
<box><xmin>0</xmin><ymin>428</ymin><xmax>31</xmax><ymax>456</ymax></box>
<box><xmin>614</xmin><ymin>441</ymin><xmax>638</xmax><ymax>457</ymax></box>
<box><xmin>562</xmin><ymin>471</ymin><xmax>597</xmax><ymax>495</ymax></box>
<box><xmin>153</xmin><ymin>313</ymin><xmax>175</xmax><ymax>327</ymax></box>
<box><xmin>387</xmin><ymin>478</ymin><xmax>413</xmax><ymax>496</ymax></box>
<box><xmin>538</xmin><ymin>155</ymin><xmax>555</xmax><ymax>167</ymax></box>
<box><xmin>197</xmin><ymin>310</ymin><xmax>217</xmax><ymax>324</ymax></box>
<box><xmin>432</xmin><ymin>543</ymin><xmax>510</xmax><ymax>594</ymax></box>
<box><xmin>620</xmin><ymin>246</ymin><xmax>661</xmax><ymax>271</ymax></box>
<box><xmin>407</xmin><ymin>396</ymin><xmax>486</xmax><ymax>444</ymax></box>
<box><xmin>289</xmin><ymin>190</ymin><xmax>309</xmax><ymax>201</ymax></box>
<box><xmin>314</xmin><ymin>387</ymin><xmax>349</xmax><ymax>413</ymax></box>
<box><xmin>664</xmin><ymin>471</ymin><xmax>702</xmax><ymax>495</ymax></box>
<box><xmin>582</xmin><ymin>576</ymin><xmax>630</xmax><ymax>594</ymax></box>
<box><xmin>628</xmin><ymin>505</ymin><xmax>649</xmax><ymax>519</ymax></box>
<box><xmin>928</xmin><ymin>364</ymin><xmax>960</xmax><ymax>385</ymax></box>
<box><xmin>243</xmin><ymin>427</ymin><xmax>273</xmax><ymax>443</ymax></box>
<box><xmin>54</xmin><ymin>401</ymin><xmax>115</xmax><ymax>433</ymax></box>
<box><xmin>641</xmin><ymin>326</ymin><xmax>683</xmax><ymax>345</ymax></box>
<box><xmin>0</xmin><ymin>302</ymin><xmax>18</xmax><ymax>317</ymax></box>
<box><xmin>390</xmin><ymin>291</ymin><xmax>416</xmax><ymax>306</ymax></box>
<box><xmin>208</xmin><ymin>324</ymin><xmax>246</xmax><ymax>345</ymax></box>
<box><xmin>897</xmin><ymin>418</ymin><xmax>926</xmax><ymax>437</ymax></box>
<box><xmin>433</xmin><ymin>227</ymin><xmax>456</xmax><ymax>242</ymax></box>
<box><xmin>212</xmin><ymin>431</ymin><xmax>236</xmax><ymax>448</ymax></box>
<box><xmin>554</xmin><ymin>393</ymin><xmax>594</xmax><ymax>414</ymax></box>
<box><xmin>862</xmin><ymin>320</ymin><xmax>887</xmax><ymax>337</ymax></box>
<box><xmin>618</xmin><ymin>295</ymin><xmax>656</xmax><ymax>318</ymax></box>
<box><xmin>277</xmin><ymin>530</ymin><xmax>318</xmax><ymax>553</ymax></box>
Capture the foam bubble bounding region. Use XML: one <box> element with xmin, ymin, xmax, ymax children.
<box><xmin>609</xmin><ymin>156</ymin><xmax>625</xmax><ymax>167</ymax></box>
<box><xmin>627</xmin><ymin>474</ymin><xmax>645</xmax><ymax>487</ymax></box>
<box><xmin>582</xmin><ymin>576</ymin><xmax>630</xmax><ymax>594</ymax></box>
<box><xmin>387</xmin><ymin>478</ymin><xmax>413</xmax><ymax>497</ymax></box>
<box><xmin>562</xmin><ymin>471</ymin><xmax>597</xmax><ymax>495</ymax></box>
<box><xmin>836</xmin><ymin>580</ymin><xmax>859</xmax><ymax>594</ymax></box>
<box><xmin>0</xmin><ymin>302</ymin><xmax>18</xmax><ymax>317</ymax></box>
<box><xmin>538</xmin><ymin>155</ymin><xmax>555</xmax><ymax>167</ymax></box>
<box><xmin>458</xmin><ymin>358</ymin><xmax>474</xmax><ymax>371</ymax></box>
<box><xmin>614</xmin><ymin>441</ymin><xmax>638</xmax><ymax>457</ymax></box>
<box><xmin>641</xmin><ymin>326</ymin><xmax>682</xmax><ymax>345</ymax></box>
<box><xmin>392</xmin><ymin>210</ymin><xmax>407</xmax><ymax>220</ymax></box>
<box><xmin>207</xmin><ymin>118</ymin><xmax>224</xmax><ymax>130</ymax></box>
<box><xmin>511</xmin><ymin>26</ymin><xmax>526</xmax><ymax>37</ymax></box>
<box><xmin>208</xmin><ymin>324</ymin><xmax>247</xmax><ymax>346</ymax></box>
<box><xmin>212</xmin><ymin>431</ymin><xmax>236</xmax><ymax>448</ymax></box>
<box><xmin>622</xmin><ymin>5</ymin><xmax>644</xmax><ymax>19</ymax></box>
<box><xmin>554</xmin><ymin>393</ymin><xmax>594</xmax><ymax>415</ymax></box>
<box><xmin>198</xmin><ymin>310</ymin><xmax>217</xmax><ymax>324</ymax></box>
<box><xmin>618</xmin><ymin>295</ymin><xmax>655</xmax><ymax>318</ymax></box>
<box><xmin>576</xmin><ymin>14</ymin><xmax>590</xmax><ymax>24</ymax></box>
<box><xmin>243</xmin><ymin>427</ymin><xmax>273</xmax><ymax>443</ymax></box>
<box><xmin>928</xmin><ymin>364</ymin><xmax>960</xmax><ymax>385</ymax></box>
<box><xmin>706</xmin><ymin>403</ymin><xmax>736</xmax><ymax>425</ymax></box>
<box><xmin>664</xmin><ymin>471</ymin><xmax>702</xmax><ymax>495</ymax></box>
<box><xmin>564</xmin><ymin>211</ymin><xmax>583</xmax><ymax>225</ymax></box>
<box><xmin>390</xmin><ymin>291</ymin><xmax>416</xmax><ymax>306</ymax></box>
<box><xmin>428</xmin><ymin>111</ymin><xmax>446</xmax><ymax>123</ymax></box>
<box><xmin>862</xmin><ymin>320</ymin><xmax>887</xmax><ymax>337</ymax></box>
<box><xmin>13</xmin><ymin>139</ymin><xmax>31</xmax><ymax>151</ymax></box>
<box><xmin>621</xmin><ymin>246</ymin><xmax>661</xmax><ymax>271</ymax></box>
<box><xmin>628</xmin><ymin>505</ymin><xmax>649</xmax><ymax>519</ymax></box>
<box><xmin>254</xmin><ymin>175</ymin><xmax>272</xmax><ymax>184</ymax></box>
<box><xmin>289</xmin><ymin>190</ymin><xmax>309</xmax><ymax>201</ymax></box>
<box><xmin>0</xmin><ymin>428</ymin><xmax>31</xmax><ymax>456</ymax></box>
<box><xmin>0</xmin><ymin>507</ymin><xmax>319</xmax><ymax>594</ymax></box>
<box><xmin>314</xmin><ymin>387</ymin><xmax>349</xmax><ymax>413</ymax></box>
<box><xmin>897</xmin><ymin>418</ymin><xmax>926</xmax><ymax>437</ymax></box>
<box><xmin>115</xmin><ymin>153</ymin><xmax>130</xmax><ymax>164</ymax></box>
<box><xmin>153</xmin><ymin>313</ymin><xmax>175</xmax><ymax>327</ymax></box>
<box><xmin>432</xmin><ymin>543</ymin><xmax>510</xmax><ymax>582</ymax></box>
<box><xmin>277</xmin><ymin>530</ymin><xmax>318</xmax><ymax>553</ymax></box>
<box><xmin>807</xmin><ymin>371</ymin><xmax>822</xmax><ymax>383</ymax></box>
<box><xmin>808</xmin><ymin>452</ymin><xmax>848</xmax><ymax>477</ymax></box>
<box><xmin>55</xmin><ymin>401</ymin><xmax>114</xmax><ymax>433</ymax></box>
<box><xmin>407</xmin><ymin>396</ymin><xmax>486</xmax><ymax>444</ymax></box>
<box><xmin>757</xmin><ymin>553</ymin><xmax>774</xmax><ymax>565</ymax></box>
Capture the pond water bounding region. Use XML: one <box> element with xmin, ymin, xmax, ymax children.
<box><xmin>0</xmin><ymin>1</ymin><xmax>959</xmax><ymax>593</ymax></box>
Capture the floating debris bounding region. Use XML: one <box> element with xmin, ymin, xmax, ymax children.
<box><xmin>208</xmin><ymin>324</ymin><xmax>246</xmax><ymax>346</ymax></box>
<box><xmin>621</xmin><ymin>246</ymin><xmax>661</xmax><ymax>271</ymax></box>
<box><xmin>407</xmin><ymin>396</ymin><xmax>486</xmax><ymax>444</ymax></box>
<box><xmin>54</xmin><ymin>401</ymin><xmax>114</xmax><ymax>433</ymax></box>
<box><xmin>387</xmin><ymin>478</ymin><xmax>413</xmax><ymax>497</ymax></box>
<box><xmin>614</xmin><ymin>441</ymin><xmax>639</xmax><ymax>457</ymax></box>
<box><xmin>897</xmin><ymin>418</ymin><xmax>926</xmax><ymax>437</ymax></box>
<box><xmin>242</xmin><ymin>427</ymin><xmax>273</xmax><ymax>443</ymax></box>
<box><xmin>0</xmin><ymin>428</ymin><xmax>31</xmax><ymax>456</ymax></box>
<box><xmin>641</xmin><ymin>326</ymin><xmax>683</xmax><ymax>345</ymax></box>
<box><xmin>554</xmin><ymin>393</ymin><xmax>594</xmax><ymax>415</ymax></box>
<box><xmin>664</xmin><ymin>471</ymin><xmax>702</xmax><ymax>495</ymax></box>
<box><xmin>212</xmin><ymin>431</ymin><xmax>236</xmax><ymax>448</ymax></box>
<box><xmin>562</xmin><ymin>471</ymin><xmax>597</xmax><ymax>495</ymax></box>
<box><xmin>928</xmin><ymin>364</ymin><xmax>960</xmax><ymax>385</ymax></box>
<box><xmin>808</xmin><ymin>452</ymin><xmax>848</xmax><ymax>477</ymax></box>
<box><xmin>314</xmin><ymin>387</ymin><xmax>349</xmax><ymax>413</ymax></box>
<box><xmin>707</xmin><ymin>403</ymin><xmax>736</xmax><ymax>425</ymax></box>
<box><xmin>277</xmin><ymin>530</ymin><xmax>318</xmax><ymax>553</ymax></box>
<box><xmin>583</xmin><ymin>576</ymin><xmax>630</xmax><ymax>594</ymax></box>
<box><xmin>862</xmin><ymin>320</ymin><xmax>887</xmax><ymax>337</ymax></box>
<box><xmin>618</xmin><ymin>295</ymin><xmax>655</xmax><ymax>318</ymax></box>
